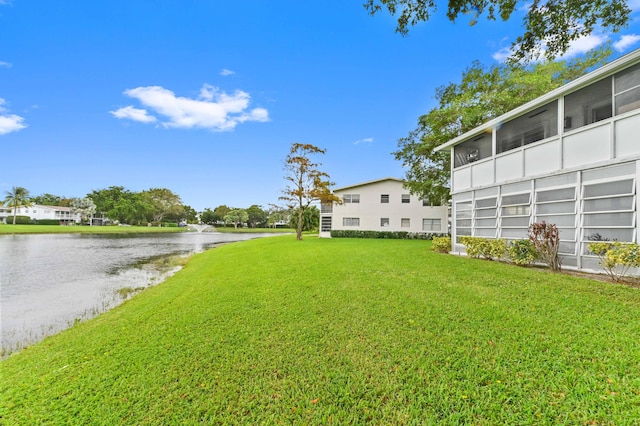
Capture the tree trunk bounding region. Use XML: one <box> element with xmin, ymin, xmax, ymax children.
<box><xmin>296</xmin><ymin>208</ymin><xmax>304</xmax><ymax>240</ymax></box>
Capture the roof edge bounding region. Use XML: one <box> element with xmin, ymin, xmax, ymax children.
<box><xmin>435</xmin><ymin>48</ymin><xmax>640</xmax><ymax>152</ymax></box>
<box><xmin>333</xmin><ymin>177</ymin><xmax>404</xmax><ymax>191</ymax></box>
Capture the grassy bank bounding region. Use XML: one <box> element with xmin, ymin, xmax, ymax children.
<box><xmin>0</xmin><ymin>224</ymin><xmax>186</xmax><ymax>235</ymax></box>
<box><xmin>213</xmin><ymin>226</ymin><xmax>294</xmax><ymax>233</ymax></box>
<box><xmin>0</xmin><ymin>224</ymin><xmax>294</xmax><ymax>235</ymax></box>
<box><xmin>2</xmin><ymin>237</ymin><xmax>640</xmax><ymax>423</ymax></box>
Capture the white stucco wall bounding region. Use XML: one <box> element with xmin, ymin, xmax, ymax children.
<box><xmin>322</xmin><ymin>178</ymin><xmax>448</xmax><ymax>237</ymax></box>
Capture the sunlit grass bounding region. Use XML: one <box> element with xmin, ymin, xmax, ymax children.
<box><xmin>213</xmin><ymin>226</ymin><xmax>294</xmax><ymax>233</ymax></box>
<box><xmin>2</xmin><ymin>236</ymin><xmax>640</xmax><ymax>423</ymax></box>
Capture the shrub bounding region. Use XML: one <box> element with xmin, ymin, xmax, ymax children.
<box><xmin>528</xmin><ymin>221</ymin><xmax>561</xmax><ymax>271</ymax></box>
<box><xmin>330</xmin><ymin>230</ymin><xmax>444</xmax><ymax>240</ymax></box>
<box><xmin>507</xmin><ymin>239</ymin><xmax>538</xmax><ymax>266</ymax></box>
<box><xmin>34</xmin><ymin>219</ymin><xmax>61</xmax><ymax>225</ymax></box>
<box><xmin>432</xmin><ymin>236</ymin><xmax>451</xmax><ymax>253</ymax></box>
<box><xmin>4</xmin><ymin>215</ymin><xmax>32</xmax><ymax>225</ymax></box>
<box><xmin>459</xmin><ymin>236</ymin><xmax>507</xmax><ymax>261</ymax></box>
<box><xmin>588</xmin><ymin>241</ymin><xmax>640</xmax><ymax>282</ymax></box>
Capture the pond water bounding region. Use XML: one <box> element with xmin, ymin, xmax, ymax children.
<box><xmin>0</xmin><ymin>231</ymin><xmax>276</xmax><ymax>356</ymax></box>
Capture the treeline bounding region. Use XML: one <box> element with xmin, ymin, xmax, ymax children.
<box><xmin>27</xmin><ymin>186</ymin><xmax>313</xmax><ymax>229</ymax></box>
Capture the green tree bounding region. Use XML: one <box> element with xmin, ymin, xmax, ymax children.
<box><xmin>288</xmin><ymin>206</ymin><xmax>320</xmax><ymax>233</ymax></box>
<box><xmin>88</xmin><ymin>186</ymin><xmax>151</xmax><ymax>225</ymax></box>
<box><xmin>212</xmin><ymin>205</ymin><xmax>232</xmax><ymax>225</ymax></box>
<box><xmin>31</xmin><ymin>193</ymin><xmax>62</xmax><ymax>206</ymax></box>
<box><xmin>364</xmin><ymin>0</ymin><xmax>629</xmax><ymax>61</ymax></box>
<box><xmin>200</xmin><ymin>207</ymin><xmax>216</xmax><ymax>225</ymax></box>
<box><xmin>224</xmin><ymin>208</ymin><xmax>249</xmax><ymax>229</ymax></box>
<box><xmin>113</xmin><ymin>192</ymin><xmax>152</xmax><ymax>225</ymax></box>
<box><xmin>246</xmin><ymin>204</ymin><xmax>267</xmax><ymax>228</ymax></box>
<box><xmin>88</xmin><ymin>186</ymin><xmax>130</xmax><ymax>217</ymax></box>
<box><xmin>70</xmin><ymin>197</ymin><xmax>97</xmax><ymax>224</ymax></box>
<box><xmin>394</xmin><ymin>47</ymin><xmax>612</xmax><ymax>204</ymax></box>
<box><xmin>142</xmin><ymin>188</ymin><xmax>184</xmax><ymax>224</ymax></box>
<box><xmin>182</xmin><ymin>205</ymin><xmax>198</xmax><ymax>224</ymax></box>
<box><xmin>267</xmin><ymin>207</ymin><xmax>290</xmax><ymax>228</ymax></box>
<box><xmin>279</xmin><ymin>143</ymin><xmax>340</xmax><ymax>240</ymax></box>
<box><xmin>2</xmin><ymin>186</ymin><xmax>32</xmax><ymax>225</ymax></box>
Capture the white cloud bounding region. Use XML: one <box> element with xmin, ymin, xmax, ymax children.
<box><xmin>560</xmin><ymin>33</ymin><xmax>608</xmax><ymax>59</ymax></box>
<box><xmin>220</xmin><ymin>69</ymin><xmax>235</xmax><ymax>76</ymax></box>
<box><xmin>0</xmin><ymin>61</ymin><xmax>11</xmax><ymax>68</ymax></box>
<box><xmin>198</xmin><ymin>83</ymin><xmax>217</xmax><ymax>101</ymax></box>
<box><xmin>0</xmin><ymin>98</ymin><xmax>26</xmax><ymax>135</ymax></box>
<box><xmin>0</xmin><ymin>114</ymin><xmax>26</xmax><ymax>134</ymax></box>
<box><xmin>492</xmin><ymin>33</ymin><xmax>608</xmax><ymax>62</ymax></box>
<box><xmin>110</xmin><ymin>105</ymin><xmax>157</xmax><ymax>123</ymax></box>
<box><xmin>492</xmin><ymin>46</ymin><xmax>513</xmax><ymax>62</ymax></box>
<box><xmin>614</xmin><ymin>34</ymin><xmax>640</xmax><ymax>52</ymax></box>
<box><xmin>112</xmin><ymin>84</ymin><xmax>269</xmax><ymax>131</ymax></box>
<box><xmin>354</xmin><ymin>137</ymin><xmax>374</xmax><ymax>145</ymax></box>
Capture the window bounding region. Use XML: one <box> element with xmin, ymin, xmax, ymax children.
<box><xmin>455</xmin><ymin>199</ymin><xmax>472</xmax><ymax>240</ymax></box>
<box><xmin>499</xmin><ymin>191</ymin><xmax>531</xmax><ymax>240</ymax></box>
<box><xmin>321</xmin><ymin>216</ymin><xmax>332</xmax><ymax>232</ymax></box>
<box><xmin>401</xmin><ymin>218</ymin><xmax>410</xmax><ymax>228</ymax></box>
<box><xmin>422</xmin><ymin>199</ymin><xmax>431</xmax><ymax>206</ymax></box>
<box><xmin>497</xmin><ymin>101</ymin><xmax>558</xmax><ymax>154</ymax></box>
<box><xmin>564</xmin><ymin>77</ymin><xmax>612</xmax><ymax>131</ymax></box>
<box><xmin>380</xmin><ymin>218</ymin><xmax>390</xmax><ymax>227</ymax></box>
<box><xmin>615</xmin><ymin>62</ymin><xmax>640</xmax><ymax>115</ymax></box>
<box><xmin>381</xmin><ymin>194</ymin><xmax>389</xmax><ymax>203</ymax></box>
<box><xmin>582</xmin><ymin>176</ymin><xmax>635</xmax><ymax>244</ymax></box>
<box><xmin>343</xmin><ymin>194</ymin><xmax>360</xmax><ymax>203</ymax></box>
<box><xmin>474</xmin><ymin>196</ymin><xmax>497</xmax><ymax>236</ymax></box>
<box><xmin>401</xmin><ymin>194</ymin><xmax>410</xmax><ymax>204</ymax></box>
<box><xmin>534</xmin><ymin>184</ymin><xmax>577</xmax><ymax>255</ymax></box>
<box><xmin>422</xmin><ymin>218</ymin><xmax>441</xmax><ymax>232</ymax></box>
<box><xmin>343</xmin><ymin>217</ymin><xmax>360</xmax><ymax>227</ymax></box>
<box><xmin>453</xmin><ymin>133</ymin><xmax>492</xmax><ymax>168</ymax></box>
<box><xmin>320</xmin><ymin>203</ymin><xmax>333</xmax><ymax>214</ymax></box>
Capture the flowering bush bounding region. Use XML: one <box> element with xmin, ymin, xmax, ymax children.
<box><xmin>432</xmin><ymin>236</ymin><xmax>451</xmax><ymax>253</ymax></box>
<box><xmin>459</xmin><ymin>236</ymin><xmax>507</xmax><ymax>261</ymax></box>
<box><xmin>588</xmin><ymin>241</ymin><xmax>640</xmax><ymax>282</ymax></box>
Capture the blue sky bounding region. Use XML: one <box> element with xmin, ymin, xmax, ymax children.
<box><xmin>3</xmin><ymin>1</ymin><xmax>640</xmax><ymax>211</ymax></box>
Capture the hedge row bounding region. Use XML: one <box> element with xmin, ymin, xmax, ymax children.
<box><xmin>2</xmin><ymin>215</ymin><xmax>32</xmax><ymax>224</ymax></box>
<box><xmin>1</xmin><ymin>218</ymin><xmax>76</xmax><ymax>225</ymax></box>
<box><xmin>330</xmin><ymin>230</ymin><xmax>446</xmax><ymax>240</ymax></box>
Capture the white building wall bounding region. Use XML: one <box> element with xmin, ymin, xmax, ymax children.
<box><xmin>2</xmin><ymin>204</ymin><xmax>81</xmax><ymax>223</ymax></box>
<box><xmin>320</xmin><ymin>178</ymin><xmax>448</xmax><ymax>237</ymax></box>
<box><xmin>443</xmin><ymin>49</ymin><xmax>640</xmax><ymax>273</ymax></box>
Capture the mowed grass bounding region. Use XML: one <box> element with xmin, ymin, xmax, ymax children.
<box><xmin>213</xmin><ymin>227</ymin><xmax>295</xmax><ymax>234</ymax></box>
<box><xmin>0</xmin><ymin>224</ymin><xmax>185</xmax><ymax>234</ymax></box>
<box><xmin>2</xmin><ymin>237</ymin><xmax>640</xmax><ymax>424</ymax></box>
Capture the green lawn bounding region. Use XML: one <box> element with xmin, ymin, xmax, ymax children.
<box><xmin>0</xmin><ymin>224</ymin><xmax>294</xmax><ymax>235</ymax></box>
<box><xmin>213</xmin><ymin>226</ymin><xmax>295</xmax><ymax>234</ymax></box>
<box><xmin>0</xmin><ymin>224</ymin><xmax>186</xmax><ymax>234</ymax></box>
<box><xmin>2</xmin><ymin>236</ymin><xmax>640</xmax><ymax>424</ymax></box>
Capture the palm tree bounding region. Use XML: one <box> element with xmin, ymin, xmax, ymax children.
<box><xmin>2</xmin><ymin>186</ymin><xmax>33</xmax><ymax>225</ymax></box>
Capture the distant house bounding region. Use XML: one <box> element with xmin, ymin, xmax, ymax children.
<box><xmin>319</xmin><ymin>177</ymin><xmax>448</xmax><ymax>238</ymax></box>
<box><xmin>0</xmin><ymin>204</ymin><xmax>81</xmax><ymax>224</ymax></box>
<box><xmin>435</xmin><ymin>48</ymin><xmax>640</xmax><ymax>272</ymax></box>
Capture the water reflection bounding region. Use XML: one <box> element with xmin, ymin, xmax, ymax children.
<box><xmin>0</xmin><ymin>232</ymin><xmax>274</xmax><ymax>356</ymax></box>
